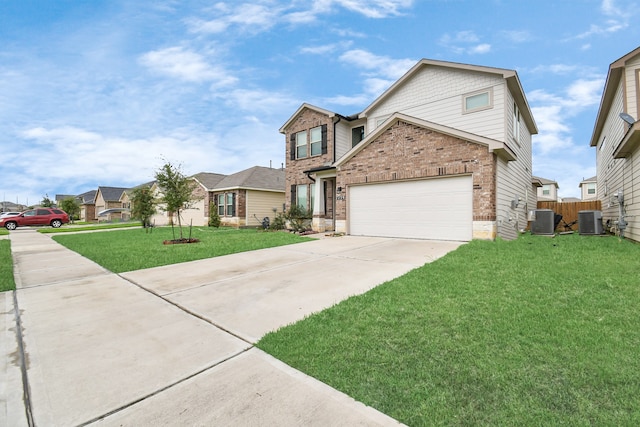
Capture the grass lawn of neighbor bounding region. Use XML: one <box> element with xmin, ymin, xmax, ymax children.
<box><xmin>0</xmin><ymin>240</ymin><xmax>15</xmax><ymax>292</ymax></box>
<box><xmin>258</xmin><ymin>233</ymin><xmax>640</xmax><ymax>426</ymax></box>
<box><xmin>52</xmin><ymin>226</ymin><xmax>312</xmax><ymax>273</ymax></box>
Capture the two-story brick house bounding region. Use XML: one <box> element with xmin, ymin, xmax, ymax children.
<box><xmin>280</xmin><ymin>58</ymin><xmax>537</xmax><ymax>241</ymax></box>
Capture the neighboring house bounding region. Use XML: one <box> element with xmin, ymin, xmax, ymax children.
<box><xmin>0</xmin><ymin>201</ymin><xmax>27</xmax><ymax>213</ymax></box>
<box><xmin>533</xmin><ymin>176</ymin><xmax>559</xmax><ymax>201</ymax></box>
<box><xmin>55</xmin><ymin>194</ymin><xmax>75</xmax><ymax>207</ymax></box>
<box><xmin>94</xmin><ymin>186</ymin><xmax>128</xmax><ymax>222</ymax></box>
<box><xmin>280</xmin><ymin>58</ymin><xmax>537</xmax><ymax>241</ymax></box>
<box><xmin>589</xmin><ymin>45</ymin><xmax>640</xmax><ymax>240</ymax></box>
<box><xmin>179</xmin><ymin>172</ymin><xmax>226</xmax><ymax>227</ymax></box>
<box><xmin>579</xmin><ymin>176</ymin><xmax>597</xmax><ymax>201</ymax></box>
<box><xmin>75</xmin><ymin>190</ymin><xmax>96</xmax><ymax>222</ymax></box>
<box><xmin>120</xmin><ymin>181</ymin><xmax>155</xmax><ymax>222</ymax></box>
<box><xmin>210</xmin><ymin>166</ymin><xmax>285</xmax><ymax>228</ymax></box>
<box><xmin>150</xmin><ymin>166</ymin><xmax>285</xmax><ymax>227</ymax></box>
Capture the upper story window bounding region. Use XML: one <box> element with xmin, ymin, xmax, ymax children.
<box><xmin>513</xmin><ymin>102</ymin><xmax>521</xmax><ymax>144</ymax></box>
<box><xmin>352</xmin><ymin>126</ymin><xmax>364</xmax><ymax>147</ymax></box>
<box><xmin>586</xmin><ymin>183</ymin><xmax>596</xmax><ymax>195</ymax></box>
<box><xmin>310</xmin><ymin>126</ymin><xmax>322</xmax><ymax>156</ymax></box>
<box><xmin>599</xmin><ymin>136</ymin><xmax>606</xmax><ymax>151</ymax></box>
<box><xmin>542</xmin><ymin>184</ymin><xmax>551</xmax><ymax>196</ymax></box>
<box><xmin>463</xmin><ymin>88</ymin><xmax>493</xmax><ymax>113</ymax></box>
<box><xmin>296</xmin><ymin>131</ymin><xmax>307</xmax><ymax>159</ymax></box>
<box><xmin>290</xmin><ymin>124</ymin><xmax>327</xmax><ymax>160</ymax></box>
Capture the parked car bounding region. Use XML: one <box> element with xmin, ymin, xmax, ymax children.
<box><xmin>0</xmin><ymin>208</ymin><xmax>70</xmax><ymax>230</ymax></box>
<box><xmin>0</xmin><ymin>212</ymin><xmax>21</xmax><ymax>219</ymax></box>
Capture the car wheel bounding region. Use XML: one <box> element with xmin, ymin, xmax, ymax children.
<box><xmin>51</xmin><ymin>219</ymin><xmax>62</xmax><ymax>228</ymax></box>
<box><xmin>5</xmin><ymin>222</ymin><xmax>17</xmax><ymax>230</ymax></box>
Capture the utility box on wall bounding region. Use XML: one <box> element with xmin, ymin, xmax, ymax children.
<box><xmin>578</xmin><ymin>210</ymin><xmax>603</xmax><ymax>235</ymax></box>
<box><xmin>531</xmin><ymin>209</ymin><xmax>555</xmax><ymax>235</ymax></box>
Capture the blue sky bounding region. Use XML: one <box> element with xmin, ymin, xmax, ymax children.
<box><xmin>1</xmin><ymin>0</ymin><xmax>638</xmax><ymax>206</ymax></box>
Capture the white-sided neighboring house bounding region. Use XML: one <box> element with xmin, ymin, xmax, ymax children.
<box><xmin>579</xmin><ymin>176</ymin><xmax>597</xmax><ymax>201</ymax></box>
<box><xmin>180</xmin><ymin>172</ymin><xmax>226</xmax><ymax>227</ymax></box>
<box><xmin>533</xmin><ymin>176</ymin><xmax>559</xmax><ymax>202</ymax></box>
<box><xmin>589</xmin><ymin>45</ymin><xmax>640</xmax><ymax>240</ymax></box>
<box><xmin>281</xmin><ymin>58</ymin><xmax>537</xmax><ymax>241</ymax></box>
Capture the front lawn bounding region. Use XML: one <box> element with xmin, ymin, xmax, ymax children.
<box><xmin>0</xmin><ymin>240</ymin><xmax>15</xmax><ymax>292</ymax></box>
<box><xmin>258</xmin><ymin>234</ymin><xmax>640</xmax><ymax>426</ymax></box>
<box><xmin>53</xmin><ymin>227</ymin><xmax>311</xmax><ymax>273</ymax></box>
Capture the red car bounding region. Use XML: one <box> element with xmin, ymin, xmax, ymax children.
<box><xmin>0</xmin><ymin>208</ymin><xmax>70</xmax><ymax>230</ymax></box>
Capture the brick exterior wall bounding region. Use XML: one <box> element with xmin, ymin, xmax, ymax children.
<box><xmin>336</xmin><ymin>120</ymin><xmax>496</xmax><ymax>222</ymax></box>
<box><xmin>211</xmin><ymin>189</ymin><xmax>247</xmax><ymax>227</ymax></box>
<box><xmin>284</xmin><ymin>109</ymin><xmax>334</xmax><ymax>209</ymax></box>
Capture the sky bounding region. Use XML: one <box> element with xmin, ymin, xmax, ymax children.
<box><xmin>1</xmin><ymin>0</ymin><xmax>639</xmax><ymax>206</ymax></box>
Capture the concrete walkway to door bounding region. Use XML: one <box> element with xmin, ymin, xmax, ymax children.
<box><xmin>1</xmin><ymin>229</ymin><xmax>462</xmax><ymax>426</ymax></box>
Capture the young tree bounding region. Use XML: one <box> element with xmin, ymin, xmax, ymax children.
<box><xmin>208</xmin><ymin>201</ymin><xmax>221</xmax><ymax>228</ymax></box>
<box><xmin>60</xmin><ymin>197</ymin><xmax>80</xmax><ymax>223</ymax></box>
<box><xmin>41</xmin><ymin>194</ymin><xmax>54</xmax><ymax>207</ymax></box>
<box><xmin>154</xmin><ymin>162</ymin><xmax>200</xmax><ymax>239</ymax></box>
<box><xmin>130</xmin><ymin>187</ymin><xmax>156</xmax><ymax>230</ymax></box>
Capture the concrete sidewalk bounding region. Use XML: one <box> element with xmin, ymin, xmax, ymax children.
<box><xmin>2</xmin><ymin>229</ymin><xmax>462</xmax><ymax>426</ymax></box>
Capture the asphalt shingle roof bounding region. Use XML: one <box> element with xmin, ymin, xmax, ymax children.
<box><xmin>214</xmin><ymin>166</ymin><xmax>285</xmax><ymax>191</ymax></box>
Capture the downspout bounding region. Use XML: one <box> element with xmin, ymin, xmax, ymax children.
<box><xmin>305</xmin><ymin>171</ymin><xmax>316</xmax><ymax>183</ymax></box>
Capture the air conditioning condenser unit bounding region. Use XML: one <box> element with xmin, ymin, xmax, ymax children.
<box><xmin>578</xmin><ymin>210</ymin><xmax>604</xmax><ymax>235</ymax></box>
<box><xmin>531</xmin><ymin>209</ymin><xmax>555</xmax><ymax>235</ymax></box>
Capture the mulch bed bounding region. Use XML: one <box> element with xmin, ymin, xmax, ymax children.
<box><xmin>163</xmin><ymin>238</ymin><xmax>200</xmax><ymax>245</ymax></box>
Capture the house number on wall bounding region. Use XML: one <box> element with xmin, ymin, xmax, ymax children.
<box><xmin>336</xmin><ymin>195</ymin><xmax>346</xmax><ymax>201</ymax></box>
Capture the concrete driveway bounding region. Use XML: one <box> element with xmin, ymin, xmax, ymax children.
<box><xmin>2</xmin><ymin>229</ymin><xmax>462</xmax><ymax>426</ymax></box>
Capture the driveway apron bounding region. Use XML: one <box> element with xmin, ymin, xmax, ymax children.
<box><xmin>2</xmin><ymin>229</ymin><xmax>462</xmax><ymax>426</ymax></box>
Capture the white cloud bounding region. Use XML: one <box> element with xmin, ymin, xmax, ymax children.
<box><xmin>439</xmin><ymin>31</ymin><xmax>491</xmax><ymax>55</ymax></box>
<box><xmin>188</xmin><ymin>0</ymin><xmax>414</xmax><ymax>35</ymax></box>
<box><xmin>501</xmin><ymin>30</ymin><xmax>532</xmax><ymax>43</ymax></box>
<box><xmin>571</xmin><ymin>0</ymin><xmax>629</xmax><ymax>40</ymax></box>
<box><xmin>469</xmin><ymin>43</ymin><xmax>491</xmax><ymax>54</ymax></box>
<box><xmin>139</xmin><ymin>46</ymin><xmax>237</xmax><ymax>86</ymax></box>
<box><xmin>339</xmin><ymin>49</ymin><xmax>416</xmax><ymax>80</ymax></box>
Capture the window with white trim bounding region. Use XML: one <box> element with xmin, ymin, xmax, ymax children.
<box><xmin>296</xmin><ymin>184</ymin><xmax>308</xmax><ymax>209</ymax></box>
<box><xmin>226</xmin><ymin>193</ymin><xmax>235</xmax><ymax>217</ymax></box>
<box><xmin>586</xmin><ymin>183</ymin><xmax>596</xmax><ymax>195</ymax></box>
<box><xmin>310</xmin><ymin>126</ymin><xmax>322</xmax><ymax>156</ymax></box>
<box><xmin>217</xmin><ymin>194</ymin><xmax>224</xmax><ymax>216</ymax></box>
<box><xmin>296</xmin><ymin>130</ymin><xmax>307</xmax><ymax>159</ymax></box>
<box><xmin>463</xmin><ymin>89</ymin><xmax>492</xmax><ymax>113</ymax></box>
<box><xmin>513</xmin><ymin>102</ymin><xmax>520</xmax><ymax>144</ymax></box>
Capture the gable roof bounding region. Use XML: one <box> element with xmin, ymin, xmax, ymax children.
<box><xmin>279</xmin><ymin>103</ymin><xmax>339</xmax><ymax>133</ymax></box>
<box><xmin>192</xmin><ymin>172</ymin><xmax>227</xmax><ymax>190</ymax></box>
<box><xmin>215</xmin><ymin>166</ymin><xmax>285</xmax><ymax>192</ymax></box>
<box><xmin>579</xmin><ymin>176</ymin><xmax>597</xmax><ymax>185</ymax></box>
<box><xmin>589</xmin><ymin>46</ymin><xmax>640</xmax><ymax>147</ymax></box>
<box><xmin>532</xmin><ymin>176</ymin><xmax>558</xmax><ymax>187</ymax></box>
<box><xmin>335</xmin><ymin>112</ymin><xmax>516</xmax><ymax>167</ymax></box>
<box><xmin>96</xmin><ymin>186</ymin><xmax>128</xmax><ymax>202</ymax></box>
<box><xmin>361</xmin><ymin>58</ymin><xmax>538</xmax><ymax>134</ymax></box>
<box><xmin>76</xmin><ymin>190</ymin><xmax>97</xmax><ymax>204</ymax></box>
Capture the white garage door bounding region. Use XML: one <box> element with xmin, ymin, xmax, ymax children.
<box><xmin>349</xmin><ymin>176</ymin><xmax>472</xmax><ymax>241</ymax></box>
<box><xmin>180</xmin><ymin>199</ymin><xmax>206</xmax><ymax>227</ymax></box>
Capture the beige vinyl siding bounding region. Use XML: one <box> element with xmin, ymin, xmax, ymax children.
<box><xmin>495</xmin><ymin>90</ymin><xmax>534</xmax><ymax>240</ymax></box>
<box><xmin>624</xmin><ymin>54</ymin><xmax>640</xmax><ymax>119</ymax></box>
<box><xmin>597</xmin><ymin>82</ymin><xmax>626</xmax><ymax>226</ymax></box>
<box><xmin>366</xmin><ymin>67</ymin><xmax>506</xmax><ymax>141</ymax></box>
<box><xmin>334</xmin><ymin>121</ymin><xmax>352</xmax><ymax>159</ymax></box>
<box><xmin>627</xmin><ymin>150</ymin><xmax>640</xmax><ymax>241</ymax></box>
<box><xmin>245</xmin><ymin>190</ymin><xmax>284</xmax><ymax>227</ymax></box>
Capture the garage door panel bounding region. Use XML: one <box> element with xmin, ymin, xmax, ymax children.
<box><xmin>349</xmin><ymin>176</ymin><xmax>472</xmax><ymax>241</ymax></box>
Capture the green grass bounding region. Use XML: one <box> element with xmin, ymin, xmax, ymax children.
<box><xmin>53</xmin><ymin>227</ymin><xmax>311</xmax><ymax>273</ymax></box>
<box><xmin>38</xmin><ymin>221</ymin><xmax>142</xmax><ymax>233</ymax></box>
<box><xmin>0</xmin><ymin>240</ymin><xmax>15</xmax><ymax>292</ymax></box>
<box><xmin>258</xmin><ymin>234</ymin><xmax>640</xmax><ymax>426</ymax></box>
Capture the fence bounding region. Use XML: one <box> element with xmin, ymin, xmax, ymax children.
<box><xmin>536</xmin><ymin>201</ymin><xmax>602</xmax><ymax>232</ymax></box>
